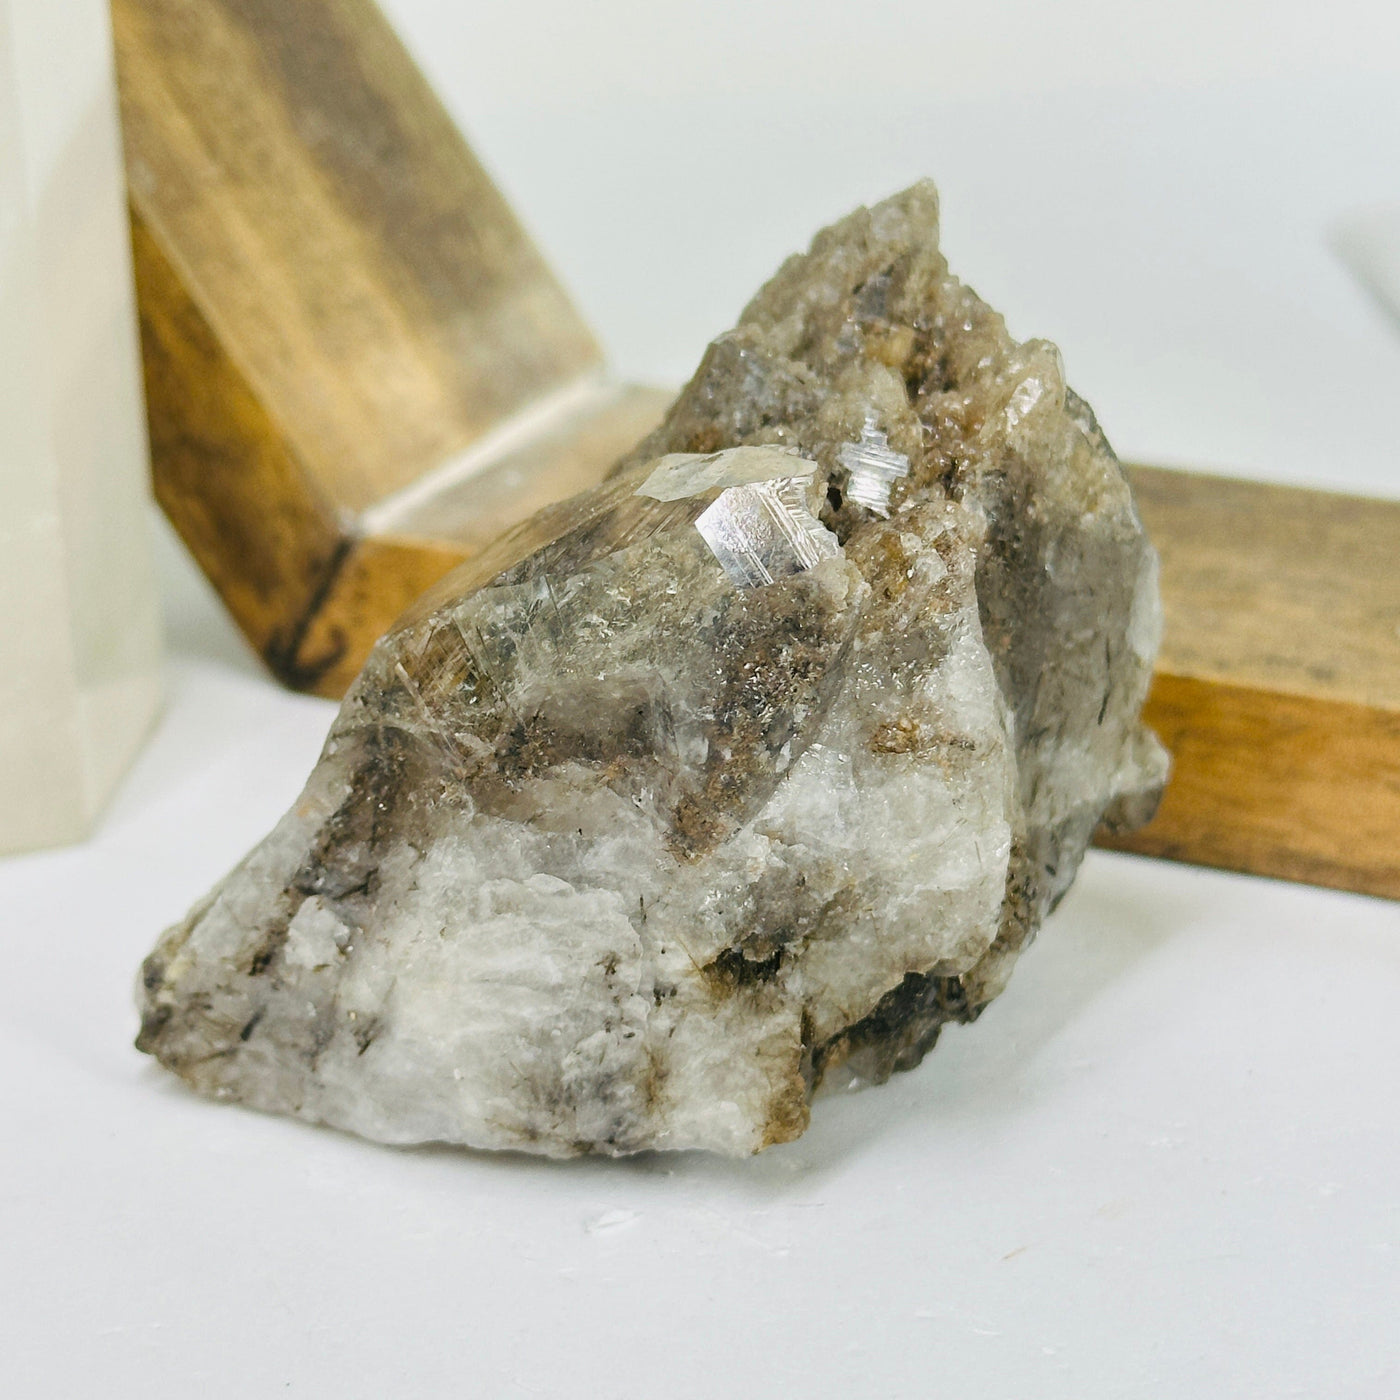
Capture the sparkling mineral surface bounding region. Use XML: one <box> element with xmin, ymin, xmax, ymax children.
<box><xmin>137</xmin><ymin>182</ymin><xmax>1167</xmax><ymax>1157</ymax></box>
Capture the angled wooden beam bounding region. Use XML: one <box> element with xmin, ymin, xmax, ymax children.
<box><xmin>1100</xmin><ymin>467</ymin><xmax>1400</xmax><ymax>901</ymax></box>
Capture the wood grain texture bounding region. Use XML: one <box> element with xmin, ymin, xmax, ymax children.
<box><xmin>116</xmin><ymin>0</ymin><xmax>601</xmax><ymax>511</ymax></box>
<box><xmin>130</xmin><ymin>206</ymin><xmax>347</xmax><ymax>670</ymax></box>
<box><xmin>1099</xmin><ymin>467</ymin><xmax>1400</xmax><ymax>900</ymax></box>
<box><xmin>1100</xmin><ymin>674</ymin><xmax>1400</xmax><ymax>899</ymax></box>
<box><xmin>1127</xmin><ymin>466</ymin><xmax>1400</xmax><ymax>711</ymax></box>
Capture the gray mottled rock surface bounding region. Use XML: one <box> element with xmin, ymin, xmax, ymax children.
<box><xmin>137</xmin><ymin>182</ymin><xmax>1167</xmax><ymax>1157</ymax></box>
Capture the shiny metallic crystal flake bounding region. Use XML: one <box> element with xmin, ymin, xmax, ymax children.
<box><xmin>838</xmin><ymin>415</ymin><xmax>910</xmax><ymax>517</ymax></box>
<box><xmin>694</xmin><ymin>477</ymin><xmax>841</xmax><ymax>589</ymax></box>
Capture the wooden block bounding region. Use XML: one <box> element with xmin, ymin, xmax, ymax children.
<box><xmin>113</xmin><ymin>0</ymin><xmax>669</xmax><ymax>696</ymax></box>
<box><xmin>1100</xmin><ymin>467</ymin><xmax>1400</xmax><ymax>901</ymax></box>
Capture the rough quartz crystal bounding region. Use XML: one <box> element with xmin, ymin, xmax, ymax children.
<box><xmin>137</xmin><ymin>182</ymin><xmax>1167</xmax><ymax>1157</ymax></box>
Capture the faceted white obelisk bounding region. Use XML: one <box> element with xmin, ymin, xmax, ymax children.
<box><xmin>0</xmin><ymin>0</ymin><xmax>161</xmax><ymax>853</ymax></box>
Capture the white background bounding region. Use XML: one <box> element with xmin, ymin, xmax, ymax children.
<box><xmin>3</xmin><ymin>1</ymin><xmax>1400</xmax><ymax>1396</ymax></box>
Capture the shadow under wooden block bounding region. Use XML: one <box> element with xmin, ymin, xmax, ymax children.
<box><xmin>113</xmin><ymin>0</ymin><xmax>670</xmax><ymax>697</ymax></box>
<box><xmin>1101</xmin><ymin>468</ymin><xmax>1400</xmax><ymax>901</ymax></box>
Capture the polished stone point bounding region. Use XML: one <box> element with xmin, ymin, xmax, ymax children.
<box><xmin>136</xmin><ymin>181</ymin><xmax>1167</xmax><ymax>1158</ymax></box>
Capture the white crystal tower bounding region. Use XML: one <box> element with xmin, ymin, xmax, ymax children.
<box><xmin>0</xmin><ymin>0</ymin><xmax>161</xmax><ymax>853</ymax></box>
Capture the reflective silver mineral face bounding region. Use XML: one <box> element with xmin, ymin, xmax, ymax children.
<box><xmin>137</xmin><ymin>182</ymin><xmax>1168</xmax><ymax>1157</ymax></box>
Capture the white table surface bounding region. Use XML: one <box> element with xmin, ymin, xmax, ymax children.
<box><xmin>3</xmin><ymin>3</ymin><xmax>1399</xmax><ymax>1395</ymax></box>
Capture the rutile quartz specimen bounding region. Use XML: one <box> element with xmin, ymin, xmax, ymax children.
<box><xmin>137</xmin><ymin>182</ymin><xmax>1167</xmax><ymax>1157</ymax></box>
